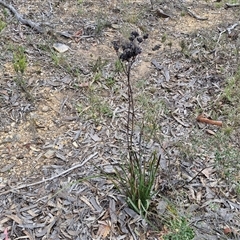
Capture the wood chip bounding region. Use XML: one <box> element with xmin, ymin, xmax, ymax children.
<box><xmin>197</xmin><ymin>114</ymin><xmax>223</xmax><ymax>127</ymax></box>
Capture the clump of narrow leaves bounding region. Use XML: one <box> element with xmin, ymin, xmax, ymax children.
<box><xmin>113</xmin><ymin>151</ymin><xmax>161</xmax><ymax>216</ymax></box>
<box><xmin>109</xmin><ymin>31</ymin><xmax>161</xmax><ymax>216</ymax></box>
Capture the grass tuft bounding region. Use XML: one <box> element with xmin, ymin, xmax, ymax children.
<box><xmin>113</xmin><ymin>151</ymin><xmax>160</xmax><ymax>216</ymax></box>
<box><xmin>0</xmin><ymin>20</ymin><xmax>6</xmax><ymax>32</ymax></box>
<box><xmin>163</xmin><ymin>216</ymin><xmax>194</xmax><ymax>240</ymax></box>
<box><xmin>12</xmin><ymin>45</ymin><xmax>33</xmax><ymax>101</ymax></box>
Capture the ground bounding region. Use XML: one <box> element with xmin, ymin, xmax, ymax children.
<box><xmin>0</xmin><ymin>0</ymin><xmax>240</xmax><ymax>239</ymax></box>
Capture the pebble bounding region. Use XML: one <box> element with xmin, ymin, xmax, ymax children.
<box><xmin>42</xmin><ymin>106</ymin><xmax>49</xmax><ymax>112</ymax></box>
<box><xmin>44</xmin><ymin>150</ymin><xmax>55</xmax><ymax>159</ymax></box>
<box><xmin>72</xmin><ymin>142</ymin><xmax>78</xmax><ymax>148</ymax></box>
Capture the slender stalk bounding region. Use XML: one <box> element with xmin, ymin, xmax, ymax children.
<box><xmin>126</xmin><ymin>60</ymin><xmax>134</xmax><ymax>152</ymax></box>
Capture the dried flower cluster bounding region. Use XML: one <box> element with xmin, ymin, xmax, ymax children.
<box><xmin>112</xmin><ymin>31</ymin><xmax>148</xmax><ymax>61</ymax></box>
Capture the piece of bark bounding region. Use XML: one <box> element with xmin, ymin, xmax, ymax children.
<box><xmin>155</xmin><ymin>8</ymin><xmax>172</xmax><ymax>18</ymax></box>
<box><xmin>197</xmin><ymin>114</ymin><xmax>222</xmax><ymax>127</ymax></box>
<box><xmin>225</xmin><ymin>3</ymin><xmax>240</xmax><ymax>8</ymax></box>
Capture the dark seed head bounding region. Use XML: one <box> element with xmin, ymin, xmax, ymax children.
<box><xmin>134</xmin><ymin>46</ymin><xmax>142</xmax><ymax>55</ymax></box>
<box><xmin>143</xmin><ymin>33</ymin><xmax>149</xmax><ymax>39</ymax></box>
<box><xmin>152</xmin><ymin>44</ymin><xmax>161</xmax><ymax>51</ymax></box>
<box><xmin>112</xmin><ymin>41</ymin><xmax>120</xmax><ymax>52</ymax></box>
<box><xmin>122</xmin><ymin>42</ymin><xmax>131</xmax><ymax>50</ymax></box>
<box><xmin>120</xmin><ymin>49</ymin><xmax>132</xmax><ymax>61</ymax></box>
<box><xmin>131</xmin><ymin>31</ymin><xmax>139</xmax><ymax>38</ymax></box>
<box><xmin>129</xmin><ymin>36</ymin><xmax>135</xmax><ymax>41</ymax></box>
<box><xmin>117</xmin><ymin>32</ymin><xmax>143</xmax><ymax>61</ymax></box>
<box><xmin>137</xmin><ymin>37</ymin><xmax>143</xmax><ymax>43</ymax></box>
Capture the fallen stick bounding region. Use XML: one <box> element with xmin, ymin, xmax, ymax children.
<box><xmin>187</xmin><ymin>9</ymin><xmax>208</xmax><ymax>21</ymax></box>
<box><xmin>0</xmin><ymin>0</ymin><xmax>44</xmax><ymax>33</ymax></box>
<box><xmin>196</xmin><ymin>114</ymin><xmax>222</xmax><ymax>127</ymax></box>
<box><xmin>225</xmin><ymin>3</ymin><xmax>240</xmax><ymax>8</ymax></box>
<box><xmin>0</xmin><ymin>152</ymin><xmax>98</xmax><ymax>196</ymax></box>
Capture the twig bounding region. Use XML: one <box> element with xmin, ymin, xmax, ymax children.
<box><xmin>217</xmin><ymin>28</ymin><xmax>227</xmax><ymax>43</ymax></box>
<box><xmin>187</xmin><ymin>9</ymin><xmax>208</xmax><ymax>21</ymax></box>
<box><xmin>127</xmin><ymin>222</ymin><xmax>138</xmax><ymax>240</ymax></box>
<box><xmin>217</xmin><ymin>23</ymin><xmax>239</xmax><ymax>43</ymax></box>
<box><xmin>14</xmin><ymin>77</ymin><xmax>34</xmax><ymax>102</ymax></box>
<box><xmin>60</xmin><ymin>96</ymin><xmax>68</xmax><ymax>113</ymax></box>
<box><xmin>155</xmin><ymin>8</ymin><xmax>172</xmax><ymax>19</ymax></box>
<box><xmin>226</xmin><ymin>23</ymin><xmax>238</xmax><ymax>34</ymax></box>
<box><xmin>176</xmin><ymin>165</ymin><xmax>214</xmax><ymax>189</ymax></box>
<box><xmin>225</xmin><ymin>3</ymin><xmax>240</xmax><ymax>8</ymax></box>
<box><xmin>172</xmin><ymin>113</ymin><xmax>190</xmax><ymax>127</ymax></box>
<box><xmin>0</xmin><ymin>0</ymin><xmax>44</xmax><ymax>33</ymax></box>
<box><xmin>196</xmin><ymin>114</ymin><xmax>222</xmax><ymax>127</ymax></box>
<box><xmin>0</xmin><ymin>152</ymin><xmax>98</xmax><ymax>196</ymax></box>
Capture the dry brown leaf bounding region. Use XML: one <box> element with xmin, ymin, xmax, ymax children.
<box><xmin>172</xmin><ymin>114</ymin><xmax>190</xmax><ymax>127</ymax></box>
<box><xmin>78</xmin><ymin>82</ymin><xmax>89</xmax><ymax>87</ymax></box>
<box><xmin>202</xmin><ymin>167</ymin><xmax>214</xmax><ymax>179</ymax></box>
<box><xmin>23</xmin><ymin>230</ymin><xmax>34</xmax><ymax>240</ymax></box>
<box><xmin>27</xmin><ymin>209</ymin><xmax>38</xmax><ymax>217</ymax></box>
<box><xmin>109</xmin><ymin>199</ymin><xmax>117</xmax><ymax>224</ymax></box>
<box><xmin>189</xmin><ymin>187</ymin><xmax>196</xmax><ymax>201</ymax></box>
<box><xmin>196</xmin><ymin>191</ymin><xmax>202</xmax><ymax>203</ymax></box>
<box><xmin>224</xmin><ymin>227</ymin><xmax>232</xmax><ymax>234</ymax></box>
<box><xmin>96</xmin><ymin>125</ymin><xmax>102</xmax><ymax>131</ymax></box>
<box><xmin>206</xmin><ymin>129</ymin><xmax>216</xmax><ymax>135</ymax></box>
<box><xmin>90</xmin><ymin>196</ymin><xmax>103</xmax><ymax>212</ymax></box>
<box><xmin>0</xmin><ymin>217</ymin><xmax>10</xmax><ymax>224</ymax></box>
<box><xmin>101</xmin><ymin>210</ymin><xmax>110</xmax><ymax>221</ymax></box>
<box><xmin>80</xmin><ymin>196</ymin><xmax>95</xmax><ymax>211</ymax></box>
<box><xmin>97</xmin><ymin>221</ymin><xmax>111</xmax><ymax>238</ymax></box>
<box><xmin>5</xmin><ymin>214</ymin><xmax>23</xmax><ymax>224</ymax></box>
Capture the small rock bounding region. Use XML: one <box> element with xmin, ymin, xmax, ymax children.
<box><xmin>157</xmin><ymin>200</ymin><xmax>168</xmax><ymax>214</ymax></box>
<box><xmin>53</xmin><ymin>43</ymin><xmax>69</xmax><ymax>53</ymax></box>
<box><xmin>90</xmin><ymin>134</ymin><xmax>101</xmax><ymax>142</ymax></box>
<box><xmin>42</xmin><ymin>106</ymin><xmax>49</xmax><ymax>112</ymax></box>
<box><xmin>44</xmin><ymin>150</ymin><xmax>55</xmax><ymax>159</ymax></box>
<box><xmin>72</xmin><ymin>142</ymin><xmax>78</xmax><ymax>148</ymax></box>
<box><xmin>111</xmin><ymin>23</ymin><xmax>120</xmax><ymax>29</ymax></box>
<box><xmin>14</xmin><ymin>134</ymin><xmax>21</xmax><ymax>141</ymax></box>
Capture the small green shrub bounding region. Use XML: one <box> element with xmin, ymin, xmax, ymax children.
<box><xmin>91</xmin><ymin>56</ymin><xmax>108</xmax><ymax>73</ymax></box>
<box><xmin>77</xmin><ymin>94</ymin><xmax>112</xmax><ymax>123</ymax></box>
<box><xmin>114</xmin><ymin>59</ymin><xmax>124</xmax><ymax>73</ymax></box>
<box><xmin>163</xmin><ymin>217</ymin><xmax>194</xmax><ymax>240</ymax></box>
<box><xmin>12</xmin><ymin>46</ymin><xmax>34</xmax><ymax>101</ymax></box>
<box><xmin>13</xmin><ymin>46</ymin><xmax>27</xmax><ymax>74</ymax></box>
<box><xmin>0</xmin><ymin>20</ymin><xmax>6</xmax><ymax>32</ymax></box>
<box><xmin>105</xmin><ymin>77</ymin><xmax>115</xmax><ymax>87</ymax></box>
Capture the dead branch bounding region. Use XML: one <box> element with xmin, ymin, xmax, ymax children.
<box><xmin>0</xmin><ymin>152</ymin><xmax>98</xmax><ymax>196</ymax></box>
<box><xmin>187</xmin><ymin>9</ymin><xmax>208</xmax><ymax>21</ymax></box>
<box><xmin>225</xmin><ymin>3</ymin><xmax>240</xmax><ymax>8</ymax></box>
<box><xmin>196</xmin><ymin>114</ymin><xmax>223</xmax><ymax>127</ymax></box>
<box><xmin>0</xmin><ymin>0</ymin><xmax>44</xmax><ymax>33</ymax></box>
